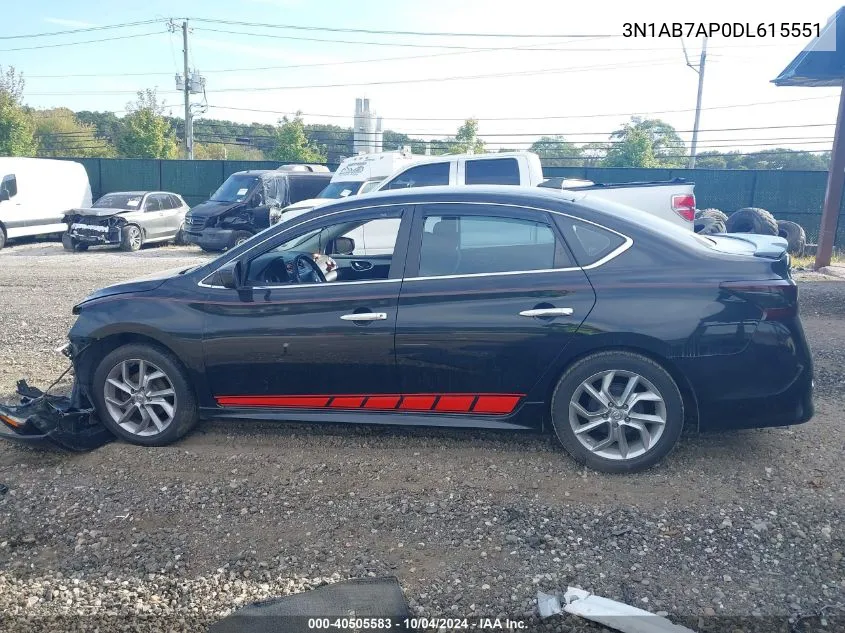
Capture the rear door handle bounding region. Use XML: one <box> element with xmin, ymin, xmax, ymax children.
<box><xmin>340</xmin><ymin>312</ymin><xmax>387</xmax><ymax>321</ymax></box>
<box><xmin>519</xmin><ymin>307</ymin><xmax>574</xmax><ymax>317</ymax></box>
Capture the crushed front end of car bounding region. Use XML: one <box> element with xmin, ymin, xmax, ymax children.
<box><xmin>0</xmin><ymin>344</ymin><xmax>113</xmax><ymax>451</ymax></box>
<box><xmin>64</xmin><ymin>212</ymin><xmax>126</xmax><ymax>246</ymax></box>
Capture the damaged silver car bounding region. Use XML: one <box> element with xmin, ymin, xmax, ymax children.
<box><xmin>62</xmin><ymin>191</ymin><xmax>190</xmax><ymax>252</ymax></box>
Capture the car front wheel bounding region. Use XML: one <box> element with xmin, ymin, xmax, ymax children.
<box><xmin>550</xmin><ymin>351</ymin><xmax>684</xmax><ymax>473</ymax></box>
<box><xmin>91</xmin><ymin>344</ymin><xmax>198</xmax><ymax>446</ymax></box>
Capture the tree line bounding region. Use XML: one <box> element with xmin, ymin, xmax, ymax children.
<box><xmin>0</xmin><ymin>66</ymin><xmax>831</xmax><ymax>171</ymax></box>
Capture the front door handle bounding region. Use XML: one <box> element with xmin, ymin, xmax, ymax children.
<box><xmin>350</xmin><ymin>260</ymin><xmax>373</xmax><ymax>271</ymax></box>
<box><xmin>340</xmin><ymin>312</ymin><xmax>387</xmax><ymax>321</ymax></box>
<box><xmin>519</xmin><ymin>307</ymin><xmax>574</xmax><ymax>317</ymax></box>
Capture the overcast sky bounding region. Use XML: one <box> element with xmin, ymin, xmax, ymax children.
<box><xmin>4</xmin><ymin>0</ymin><xmax>845</xmax><ymax>152</ymax></box>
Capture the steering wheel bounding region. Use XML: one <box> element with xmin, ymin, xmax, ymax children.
<box><xmin>293</xmin><ymin>254</ymin><xmax>326</xmax><ymax>284</ymax></box>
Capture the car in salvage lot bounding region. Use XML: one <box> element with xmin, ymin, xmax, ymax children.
<box><xmin>8</xmin><ymin>185</ymin><xmax>813</xmax><ymax>474</ymax></box>
<box><xmin>62</xmin><ymin>191</ymin><xmax>190</xmax><ymax>252</ymax></box>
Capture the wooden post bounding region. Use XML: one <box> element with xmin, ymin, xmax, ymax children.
<box><xmin>816</xmin><ymin>79</ymin><xmax>845</xmax><ymax>269</ymax></box>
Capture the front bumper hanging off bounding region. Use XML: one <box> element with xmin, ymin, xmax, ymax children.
<box><xmin>0</xmin><ymin>379</ymin><xmax>113</xmax><ymax>451</ymax></box>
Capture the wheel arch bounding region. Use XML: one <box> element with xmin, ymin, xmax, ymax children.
<box><xmin>538</xmin><ymin>342</ymin><xmax>700</xmax><ymax>435</ymax></box>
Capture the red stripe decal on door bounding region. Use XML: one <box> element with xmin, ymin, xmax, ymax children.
<box><xmin>215</xmin><ymin>394</ymin><xmax>523</xmax><ymax>415</ymax></box>
<box><xmin>216</xmin><ymin>396</ymin><xmax>331</xmax><ymax>408</ymax></box>
<box><xmin>364</xmin><ymin>396</ymin><xmax>401</xmax><ymax>410</ymax></box>
<box><xmin>434</xmin><ymin>395</ymin><xmax>476</xmax><ymax>412</ymax></box>
<box><xmin>399</xmin><ymin>395</ymin><xmax>437</xmax><ymax>411</ymax></box>
<box><xmin>472</xmin><ymin>395</ymin><xmax>521</xmax><ymax>415</ymax></box>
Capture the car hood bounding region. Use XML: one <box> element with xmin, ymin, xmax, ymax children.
<box><xmin>73</xmin><ymin>266</ymin><xmax>190</xmax><ymax>311</ymax></box>
<box><xmin>188</xmin><ymin>200</ymin><xmax>245</xmax><ymax>219</ymax></box>
<box><xmin>67</xmin><ymin>207</ymin><xmax>135</xmax><ymax>217</ymax></box>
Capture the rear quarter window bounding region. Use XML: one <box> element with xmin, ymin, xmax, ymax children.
<box><xmin>555</xmin><ymin>216</ymin><xmax>627</xmax><ymax>267</ymax></box>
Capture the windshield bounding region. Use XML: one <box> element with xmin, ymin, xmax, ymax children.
<box><xmin>92</xmin><ymin>193</ymin><xmax>144</xmax><ymax>209</ymax></box>
<box><xmin>211</xmin><ymin>175</ymin><xmax>259</xmax><ymax>203</ymax></box>
<box><xmin>317</xmin><ymin>181</ymin><xmax>365</xmax><ymax>199</ymax></box>
<box><xmin>359</xmin><ymin>179</ymin><xmax>383</xmax><ymax>194</ymax></box>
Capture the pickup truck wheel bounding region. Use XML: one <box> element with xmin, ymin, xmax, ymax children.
<box><xmin>229</xmin><ymin>230</ymin><xmax>253</xmax><ymax>249</ymax></box>
<box><xmin>777</xmin><ymin>220</ymin><xmax>806</xmax><ymax>255</ymax></box>
<box><xmin>92</xmin><ymin>343</ymin><xmax>198</xmax><ymax>446</ymax></box>
<box><xmin>120</xmin><ymin>225</ymin><xmax>143</xmax><ymax>252</ymax></box>
<box><xmin>550</xmin><ymin>351</ymin><xmax>684</xmax><ymax>474</ymax></box>
<box><xmin>726</xmin><ymin>207</ymin><xmax>778</xmax><ymax>236</ymax></box>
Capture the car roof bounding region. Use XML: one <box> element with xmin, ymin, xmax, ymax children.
<box><xmin>99</xmin><ymin>191</ymin><xmax>182</xmax><ymax>196</ymax></box>
<box><xmin>312</xmin><ymin>184</ymin><xmax>584</xmax><ymax>212</ymax></box>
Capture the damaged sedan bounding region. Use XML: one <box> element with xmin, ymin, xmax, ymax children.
<box><xmin>2</xmin><ymin>186</ymin><xmax>814</xmax><ymax>473</ymax></box>
<box><xmin>62</xmin><ymin>191</ymin><xmax>190</xmax><ymax>252</ymax></box>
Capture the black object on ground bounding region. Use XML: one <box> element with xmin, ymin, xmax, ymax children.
<box><xmin>0</xmin><ymin>379</ymin><xmax>113</xmax><ymax>451</ymax></box>
<box><xmin>209</xmin><ymin>578</ymin><xmax>415</xmax><ymax>633</ymax></box>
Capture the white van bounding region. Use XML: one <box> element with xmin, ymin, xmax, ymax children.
<box><xmin>0</xmin><ymin>158</ymin><xmax>92</xmax><ymax>250</ymax></box>
<box><xmin>278</xmin><ymin>150</ymin><xmax>422</xmax><ymax>223</ymax></box>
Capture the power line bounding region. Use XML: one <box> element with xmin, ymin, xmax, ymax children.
<box><xmin>190</xmin><ymin>18</ymin><xmax>610</xmax><ymax>39</ymax></box>
<box><xmin>206</xmin><ymin>95</ymin><xmax>840</xmax><ymax>122</ymax></box>
<box><xmin>0</xmin><ymin>30</ymin><xmax>165</xmax><ymax>52</ymax></box>
<box><xmin>23</xmin><ymin>37</ymin><xmax>606</xmax><ymax>78</ymax></box>
<box><xmin>0</xmin><ymin>19</ymin><xmax>165</xmax><ymax>40</ymax></box>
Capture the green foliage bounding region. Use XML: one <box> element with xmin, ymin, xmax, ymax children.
<box><xmin>193</xmin><ymin>142</ymin><xmax>266</xmax><ymax>161</ymax></box>
<box><xmin>33</xmin><ymin>108</ymin><xmax>114</xmax><ymax>158</ymax></box>
<box><xmin>269</xmin><ymin>114</ymin><xmax>326</xmax><ymax>163</ymax></box>
<box><xmin>449</xmin><ymin>118</ymin><xmax>485</xmax><ymax>154</ymax></box>
<box><xmin>0</xmin><ymin>66</ymin><xmax>36</xmax><ymax>156</ymax></box>
<box><xmin>603</xmin><ymin>117</ymin><xmax>686</xmax><ymax>168</ymax></box>
<box><xmin>116</xmin><ymin>89</ymin><xmax>179</xmax><ymax>159</ymax></box>
<box><xmin>529</xmin><ymin>135</ymin><xmax>583</xmax><ymax>166</ymax></box>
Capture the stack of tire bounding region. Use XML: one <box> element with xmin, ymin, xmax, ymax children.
<box><xmin>693</xmin><ymin>206</ymin><xmax>806</xmax><ymax>255</ymax></box>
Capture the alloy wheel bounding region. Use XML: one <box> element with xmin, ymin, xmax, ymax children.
<box><xmin>103</xmin><ymin>359</ymin><xmax>177</xmax><ymax>437</ymax></box>
<box><xmin>128</xmin><ymin>227</ymin><xmax>142</xmax><ymax>250</ymax></box>
<box><xmin>568</xmin><ymin>369</ymin><xmax>667</xmax><ymax>461</ymax></box>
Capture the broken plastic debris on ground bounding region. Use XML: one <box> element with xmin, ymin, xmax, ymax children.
<box><xmin>538</xmin><ymin>587</ymin><xmax>696</xmax><ymax>633</ymax></box>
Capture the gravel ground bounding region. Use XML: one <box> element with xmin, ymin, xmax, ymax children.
<box><xmin>0</xmin><ymin>241</ymin><xmax>844</xmax><ymax>632</ymax></box>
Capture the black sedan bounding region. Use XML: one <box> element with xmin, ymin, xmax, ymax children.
<box><xmin>54</xmin><ymin>186</ymin><xmax>812</xmax><ymax>473</ymax></box>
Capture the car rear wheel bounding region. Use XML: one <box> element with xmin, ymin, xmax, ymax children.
<box><xmin>0</xmin><ymin>225</ymin><xmax>6</xmax><ymax>250</ymax></box>
<box><xmin>91</xmin><ymin>344</ymin><xmax>198</xmax><ymax>446</ymax></box>
<box><xmin>120</xmin><ymin>225</ymin><xmax>143</xmax><ymax>252</ymax></box>
<box><xmin>550</xmin><ymin>351</ymin><xmax>684</xmax><ymax>473</ymax></box>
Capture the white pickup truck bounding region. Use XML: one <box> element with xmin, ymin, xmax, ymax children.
<box><xmin>376</xmin><ymin>152</ymin><xmax>695</xmax><ymax>229</ymax></box>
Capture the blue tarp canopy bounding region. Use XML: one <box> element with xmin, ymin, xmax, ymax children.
<box><xmin>773</xmin><ymin>8</ymin><xmax>845</xmax><ymax>87</ymax></box>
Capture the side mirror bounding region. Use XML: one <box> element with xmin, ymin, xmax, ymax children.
<box><xmin>0</xmin><ymin>190</ymin><xmax>9</xmax><ymax>202</ymax></box>
<box><xmin>218</xmin><ymin>260</ymin><xmax>242</xmax><ymax>289</ymax></box>
<box><xmin>332</xmin><ymin>236</ymin><xmax>355</xmax><ymax>255</ymax></box>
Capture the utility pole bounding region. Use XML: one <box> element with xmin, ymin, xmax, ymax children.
<box><xmin>683</xmin><ymin>36</ymin><xmax>707</xmax><ymax>169</ymax></box>
<box><xmin>182</xmin><ymin>20</ymin><xmax>192</xmax><ymax>160</ymax></box>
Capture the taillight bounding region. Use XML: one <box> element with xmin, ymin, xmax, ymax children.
<box><xmin>719</xmin><ymin>279</ymin><xmax>798</xmax><ymax>320</ymax></box>
<box><xmin>672</xmin><ymin>194</ymin><xmax>696</xmax><ymax>221</ymax></box>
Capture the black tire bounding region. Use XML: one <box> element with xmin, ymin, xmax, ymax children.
<box><xmin>228</xmin><ymin>230</ymin><xmax>253</xmax><ymax>250</ymax></box>
<box><xmin>550</xmin><ymin>351</ymin><xmax>684</xmax><ymax>474</ymax></box>
<box><xmin>694</xmin><ymin>216</ymin><xmax>726</xmax><ymax>235</ymax></box>
<box><xmin>173</xmin><ymin>225</ymin><xmax>187</xmax><ymax>246</ymax></box>
<box><xmin>91</xmin><ymin>343</ymin><xmax>198</xmax><ymax>447</ymax></box>
<box><xmin>0</xmin><ymin>225</ymin><xmax>6</xmax><ymax>250</ymax></box>
<box><xmin>777</xmin><ymin>220</ymin><xmax>807</xmax><ymax>255</ymax></box>
<box><xmin>120</xmin><ymin>224</ymin><xmax>143</xmax><ymax>252</ymax></box>
<box><xmin>699</xmin><ymin>208</ymin><xmax>728</xmax><ymax>224</ymax></box>
<box><xmin>725</xmin><ymin>207</ymin><xmax>778</xmax><ymax>235</ymax></box>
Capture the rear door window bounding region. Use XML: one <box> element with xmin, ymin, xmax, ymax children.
<box><xmin>464</xmin><ymin>158</ymin><xmax>520</xmax><ymax>185</ymax></box>
<box><xmin>383</xmin><ymin>163</ymin><xmax>450</xmax><ymax>189</ymax></box>
<box><xmin>417</xmin><ymin>209</ymin><xmax>571</xmax><ymax>277</ymax></box>
<box><xmin>144</xmin><ymin>195</ymin><xmax>162</xmax><ymax>212</ymax></box>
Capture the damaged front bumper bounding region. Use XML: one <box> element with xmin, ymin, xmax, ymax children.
<box><xmin>69</xmin><ymin>223</ymin><xmax>122</xmax><ymax>245</ymax></box>
<box><xmin>0</xmin><ymin>379</ymin><xmax>113</xmax><ymax>451</ymax></box>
